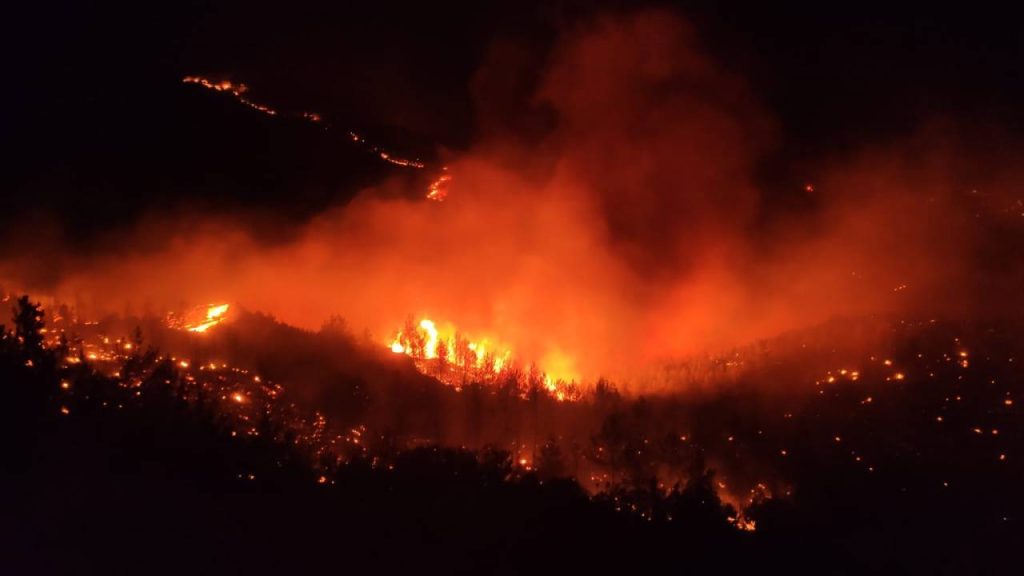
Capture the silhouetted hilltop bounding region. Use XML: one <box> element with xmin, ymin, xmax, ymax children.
<box><xmin>3</xmin><ymin>73</ymin><xmax>434</xmax><ymax>251</ymax></box>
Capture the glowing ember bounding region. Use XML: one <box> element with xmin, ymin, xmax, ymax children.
<box><xmin>729</xmin><ymin>516</ymin><xmax>757</xmax><ymax>531</ymax></box>
<box><xmin>426</xmin><ymin>172</ymin><xmax>452</xmax><ymax>201</ymax></box>
<box><xmin>182</xmin><ymin>76</ymin><xmax>430</xmax><ymax>176</ymax></box>
<box><xmin>378</xmin><ymin>152</ymin><xmax>425</xmax><ymax>169</ymax></box>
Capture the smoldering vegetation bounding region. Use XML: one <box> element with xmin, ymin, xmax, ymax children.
<box><xmin>2</xmin><ymin>294</ymin><xmax>1022</xmax><ymax>573</ymax></box>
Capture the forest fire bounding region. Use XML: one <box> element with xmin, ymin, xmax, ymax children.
<box><xmin>181</xmin><ymin>75</ymin><xmax>433</xmax><ymax>174</ymax></box>
<box><xmin>388</xmin><ymin>317</ymin><xmax>512</xmax><ymax>374</ymax></box>
<box><xmin>6</xmin><ymin>266</ymin><xmax>1023</xmax><ymax>572</ymax></box>
<box><xmin>182</xmin><ymin>76</ymin><xmax>277</xmax><ymax>116</ymax></box>
<box><xmin>165</xmin><ymin>303</ymin><xmax>231</xmax><ymax>333</ymax></box>
<box><xmin>388</xmin><ymin>317</ymin><xmax>579</xmax><ymax>400</ymax></box>
<box><xmin>182</xmin><ymin>76</ymin><xmax>248</xmax><ymax>96</ymax></box>
<box><xmin>4</xmin><ymin>5</ymin><xmax>1024</xmax><ymax>572</ymax></box>
<box><xmin>426</xmin><ymin>172</ymin><xmax>452</xmax><ymax>201</ymax></box>
<box><xmin>188</xmin><ymin>303</ymin><xmax>230</xmax><ymax>332</ymax></box>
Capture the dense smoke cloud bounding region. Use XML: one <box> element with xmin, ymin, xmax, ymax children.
<box><xmin>1</xmin><ymin>9</ymin><xmax>1016</xmax><ymax>388</ymax></box>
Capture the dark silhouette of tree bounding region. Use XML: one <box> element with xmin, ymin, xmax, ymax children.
<box><xmin>593</xmin><ymin>377</ymin><xmax>622</xmax><ymax>411</ymax></box>
<box><xmin>478</xmin><ymin>444</ymin><xmax>513</xmax><ymax>484</ymax></box>
<box><xmin>402</xmin><ymin>315</ymin><xmax>425</xmax><ymax>357</ymax></box>
<box><xmin>320</xmin><ymin>314</ymin><xmax>349</xmax><ymax>335</ymax></box>
<box><xmin>433</xmin><ymin>337</ymin><xmax>448</xmax><ymax>377</ymax></box>
<box><xmin>13</xmin><ymin>295</ymin><xmax>44</xmax><ymax>358</ymax></box>
<box><xmin>664</xmin><ymin>452</ymin><xmax>735</xmax><ymax>534</ymax></box>
<box><xmin>4</xmin><ymin>292</ymin><xmax>1013</xmax><ymax>574</ymax></box>
<box><xmin>536</xmin><ymin>437</ymin><xmax>566</xmax><ymax>479</ymax></box>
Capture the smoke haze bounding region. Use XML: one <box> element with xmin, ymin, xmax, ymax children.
<box><xmin>2</xmin><ymin>9</ymin><xmax>1019</xmax><ymax>388</ymax></box>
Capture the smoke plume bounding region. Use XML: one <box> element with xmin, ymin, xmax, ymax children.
<box><xmin>2</xmin><ymin>9</ymin><xmax>1017</xmax><ymax>389</ymax></box>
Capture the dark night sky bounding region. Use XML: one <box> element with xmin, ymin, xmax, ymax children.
<box><xmin>2</xmin><ymin>1</ymin><xmax>1023</xmax><ymax>241</ymax></box>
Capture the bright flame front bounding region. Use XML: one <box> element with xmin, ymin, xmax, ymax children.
<box><xmin>387</xmin><ymin>317</ymin><xmax>578</xmax><ymax>400</ymax></box>
<box><xmin>189</xmin><ymin>303</ymin><xmax>230</xmax><ymax>332</ymax></box>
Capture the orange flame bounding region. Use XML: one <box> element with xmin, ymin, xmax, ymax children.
<box><xmin>389</xmin><ymin>318</ymin><xmax>510</xmax><ymax>371</ymax></box>
<box><xmin>426</xmin><ymin>172</ymin><xmax>452</xmax><ymax>202</ymax></box>
<box><xmin>167</xmin><ymin>303</ymin><xmax>231</xmax><ymax>333</ymax></box>
<box><xmin>183</xmin><ymin>76</ymin><xmax>438</xmax><ymax>189</ymax></box>
<box><xmin>183</xmin><ymin>76</ymin><xmax>276</xmax><ymax>116</ymax></box>
<box><xmin>387</xmin><ymin>317</ymin><xmax>579</xmax><ymax>400</ymax></box>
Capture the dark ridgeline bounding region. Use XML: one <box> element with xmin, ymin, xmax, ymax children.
<box><xmin>0</xmin><ymin>69</ymin><xmax>434</xmax><ymax>259</ymax></box>
<box><xmin>2</xmin><ymin>296</ymin><xmax>1022</xmax><ymax>574</ymax></box>
<box><xmin>0</xmin><ymin>296</ymin><xmax>754</xmax><ymax>574</ymax></box>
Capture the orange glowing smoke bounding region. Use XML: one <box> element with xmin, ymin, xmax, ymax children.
<box><xmin>7</xmin><ymin>14</ymin><xmax>992</xmax><ymax>399</ymax></box>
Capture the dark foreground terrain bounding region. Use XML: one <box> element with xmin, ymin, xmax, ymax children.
<box><xmin>1</xmin><ymin>297</ymin><xmax>1020</xmax><ymax>574</ymax></box>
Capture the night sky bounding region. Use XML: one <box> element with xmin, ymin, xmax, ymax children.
<box><xmin>4</xmin><ymin>1</ymin><xmax>1023</xmax><ymax>239</ymax></box>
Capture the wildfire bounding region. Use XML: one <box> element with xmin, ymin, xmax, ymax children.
<box><xmin>182</xmin><ymin>76</ymin><xmax>248</xmax><ymax>95</ymax></box>
<box><xmin>426</xmin><ymin>172</ymin><xmax>452</xmax><ymax>201</ymax></box>
<box><xmin>378</xmin><ymin>151</ymin><xmax>425</xmax><ymax>169</ymax></box>
<box><xmin>166</xmin><ymin>303</ymin><xmax>231</xmax><ymax>333</ymax></box>
<box><xmin>188</xmin><ymin>304</ymin><xmax>230</xmax><ymax>332</ymax></box>
<box><xmin>387</xmin><ymin>317</ymin><xmax>579</xmax><ymax>400</ymax></box>
<box><xmin>389</xmin><ymin>318</ymin><xmax>511</xmax><ymax>372</ymax></box>
<box><xmin>181</xmin><ymin>76</ymin><xmax>434</xmax><ymax>174</ymax></box>
<box><xmin>183</xmin><ymin>76</ymin><xmax>277</xmax><ymax>116</ymax></box>
<box><xmin>728</xmin><ymin>516</ymin><xmax>757</xmax><ymax>532</ymax></box>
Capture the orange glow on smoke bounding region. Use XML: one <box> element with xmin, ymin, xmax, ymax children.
<box><xmin>7</xmin><ymin>16</ymin><xmax>990</xmax><ymax>398</ymax></box>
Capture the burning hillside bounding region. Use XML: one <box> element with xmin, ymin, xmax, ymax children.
<box><xmin>6</xmin><ymin>292</ymin><xmax>1022</xmax><ymax>554</ymax></box>
<box><xmin>7</xmin><ymin>12</ymin><xmax>1018</xmax><ymax>395</ymax></box>
<box><xmin>182</xmin><ymin>75</ymin><xmax>440</xmax><ymax>182</ymax></box>
<box><xmin>3</xmin><ymin>3</ymin><xmax>1024</xmax><ymax>573</ymax></box>
<box><xmin>387</xmin><ymin>316</ymin><xmax>581</xmax><ymax>400</ymax></box>
<box><xmin>165</xmin><ymin>303</ymin><xmax>231</xmax><ymax>333</ymax></box>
